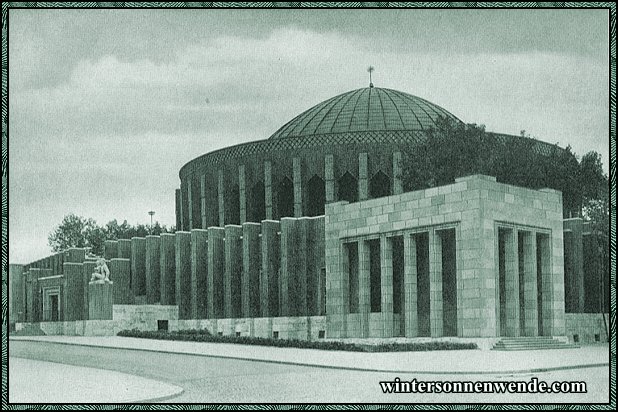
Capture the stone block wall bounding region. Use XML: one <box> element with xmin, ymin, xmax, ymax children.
<box><xmin>325</xmin><ymin>175</ymin><xmax>565</xmax><ymax>339</ymax></box>
<box><xmin>565</xmin><ymin>313</ymin><xmax>609</xmax><ymax>343</ymax></box>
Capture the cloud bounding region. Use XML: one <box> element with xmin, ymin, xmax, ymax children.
<box><xmin>9</xmin><ymin>24</ymin><xmax>609</xmax><ymax>263</ymax></box>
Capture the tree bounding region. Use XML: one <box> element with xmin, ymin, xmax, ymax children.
<box><xmin>48</xmin><ymin>214</ymin><xmax>175</xmax><ymax>256</ymax></box>
<box><xmin>48</xmin><ymin>214</ymin><xmax>99</xmax><ymax>253</ymax></box>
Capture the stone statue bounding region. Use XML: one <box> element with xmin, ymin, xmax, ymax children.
<box><xmin>90</xmin><ymin>258</ymin><xmax>112</xmax><ymax>284</ymax></box>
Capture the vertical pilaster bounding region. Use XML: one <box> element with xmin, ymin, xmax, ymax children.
<box><xmin>380</xmin><ymin>235</ymin><xmax>394</xmax><ymax>337</ymax></box>
<box><xmin>358</xmin><ymin>240</ymin><xmax>371</xmax><ymax>338</ymax></box>
<box><xmin>325</xmin><ymin>154</ymin><xmax>335</xmax><ymax>203</ymax></box>
<box><xmin>429</xmin><ymin>230</ymin><xmax>443</xmax><ymax>337</ymax></box>
<box><xmin>200</xmin><ymin>175</ymin><xmax>207</xmax><ymax>229</ymax></box>
<box><xmin>218</xmin><ymin>169</ymin><xmax>225</xmax><ymax>227</ymax></box>
<box><xmin>63</xmin><ymin>262</ymin><xmax>85</xmax><ymax>320</ymax></box>
<box><xmin>392</xmin><ymin>151</ymin><xmax>403</xmax><ymax>195</ymax></box>
<box><xmin>207</xmin><ymin>227</ymin><xmax>225</xmax><ymax>318</ymax></box>
<box><xmin>109</xmin><ymin>258</ymin><xmax>132</xmax><ymax>304</ymax></box>
<box><xmin>145</xmin><ymin>235</ymin><xmax>161</xmax><ymax>304</ymax></box>
<box><xmin>504</xmin><ymin>229</ymin><xmax>520</xmax><ymax>336</ymax></box>
<box><xmin>187</xmin><ymin>178</ymin><xmax>193</xmax><ymax>229</ymax></box>
<box><xmin>117</xmin><ymin>239</ymin><xmax>131</xmax><ymax>259</ymax></box>
<box><xmin>130</xmin><ymin>237</ymin><xmax>146</xmax><ymax>297</ymax></box>
<box><xmin>260</xmin><ymin>220</ymin><xmax>280</xmax><ymax>317</ymax></box>
<box><xmin>191</xmin><ymin>229</ymin><xmax>209</xmax><ymax>319</ymax></box>
<box><xmin>264</xmin><ymin>161</ymin><xmax>273</xmax><ymax>220</ymax></box>
<box><xmin>239</xmin><ymin>165</ymin><xmax>247</xmax><ymax>224</ymax></box>
<box><xmin>104</xmin><ymin>240</ymin><xmax>118</xmax><ymax>260</ymax></box>
<box><xmin>224</xmin><ymin>225</ymin><xmax>243</xmax><ymax>318</ymax></box>
<box><xmin>242</xmin><ymin>223</ymin><xmax>261</xmax><ymax>318</ymax></box>
<box><xmin>293</xmin><ymin>157</ymin><xmax>302</xmax><ymax>217</ymax></box>
<box><xmin>403</xmin><ymin>234</ymin><xmax>418</xmax><ymax>337</ymax></box>
<box><xmin>358</xmin><ymin>153</ymin><xmax>368</xmax><ymax>201</ymax></box>
<box><xmin>521</xmin><ymin>231</ymin><xmax>538</xmax><ymax>336</ymax></box>
<box><xmin>175</xmin><ymin>188</ymin><xmax>183</xmax><ymax>232</ymax></box>
<box><xmin>82</xmin><ymin>261</ymin><xmax>96</xmax><ymax>320</ymax></box>
<box><xmin>175</xmin><ymin>231</ymin><xmax>192</xmax><ymax>319</ymax></box>
<box><xmin>159</xmin><ymin>233</ymin><xmax>176</xmax><ymax>305</ymax></box>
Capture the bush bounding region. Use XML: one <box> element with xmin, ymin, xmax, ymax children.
<box><xmin>117</xmin><ymin>329</ymin><xmax>477</xmax><ymax>352</ymax></box>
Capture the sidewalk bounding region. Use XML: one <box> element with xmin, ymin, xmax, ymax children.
<box><xmin>10</xmin><ymin>335</ymin><xmax>610</xmax><ymax>375</ymax></box>
<box><xmin>8</xmin><ymin>357</ymin><xmax>183</xmax><ymax>403</ymax></box>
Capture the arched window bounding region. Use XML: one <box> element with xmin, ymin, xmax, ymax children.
<box><xmin>337</xmin><ymin>171</ymin><xmax>358</xmax><ymax>203</ymax></box>
<box><xmin>370</xmin><ymin>170</ymin><xmax>391</xmax><ymax>199</ymax></box>
<box><xmin>277</xmin><ymin>177</ymin><xmax>294</xmax><ymax>219</ymax></box>
<box><xmin>306</xmin><ymin>175</ymin><xmax>325</xmax><ymax>216</ymax></box>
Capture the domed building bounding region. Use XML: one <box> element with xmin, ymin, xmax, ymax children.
<box><xmin>10</xmin><ymin>85</ymin><xmax>606</xmax><ymax>346</ymax></box>
<box><xmin>176</xmin><ymin>86</ymin><xmax>468</xmax><ymax>231</ymax></box>
<box><xmin>176</xmin><ymin>85</ymin><xmax>557</xmax><ymax>232</ymax></box>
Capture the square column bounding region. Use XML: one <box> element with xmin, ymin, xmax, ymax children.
<box><xmin>218</xmin><ymin>169</ymin><xmax>225</xmax><ymax>227</ymax></box>
<box><xmin>109</xmin><ymin>258</ymin><xmax>132</xmax><ymax>304</ymax></box>
<box><xmin>380</xmin><ymin>235</ymin><xmax>394</xmax><ymax>337</ymax></box>
<box><xmin>358</xmin><ymin>240</ymin><xmax>371</xmax><ymax>338</ymax></box>
<box><xmin>403</xmin><ymin>234</ymin><xmax>418</xmax><ymax>337</ymax></box>
<box><xmin>130</xmin><ymin>237</ymin><xmax>146</xmax><ymax>297</ymax></box>
<box><xmin>63</xmin><ymin>262</ymin><xmax>85</xmax><ymax>320</ymax></box>
<box><xmin>429</xmin><ymin>230</ymin><xmax>443</xmax><ymax>337</ymax></box>
<box><xmin>191</xmin><ymin>229</ymin><xmax>209</xmax><ymax>319</ymax></box>
<box><xmin>293</xmin><ymin>157</ymin><xmax>303</xmax><ymax>217</ymax></box>
<box><xmin>264</xmin><ymin>161</ymin><xmax>273</xmax><ymax>220</ymax></box>
<box><xmin>159</xmin><ymin>233</ymin><xmax>176</xmax><ymax>305</ymax></box>
<box><xmin>175</xmin><ymin>231</ymin><xmax>192</xmax><ymax>319</ymax></box>
<box><xmin>104</xmin><ymin>240</ymin><xmax>118</xmax><ymax>260</ymax></box>
<box><xmin>207</xmin><ymin>227</ymin><xmax>225</xmax><ymax>318</ymax></box>
<box><xmin>325</xmin><ymin>154</ymin><xmax>335</xmax><ymax>203</ymax></box>
<box><xmin>117</xmin><ymin>239</ymin><xmax>131</xmax><ymax>259</ymax></box>
<box><xmin>503</xmin><ymin>229</ymin><xmax>520</xmax><ymax>336</ymax></box>
<box><xmin>260</xmin><ymin>220</ymin><xmax>280</xmax><ymax>317</ymax></box>
<box><xmin>82</xmin><ymin>261</ymin><xmax>96</xmax><ymax>320</ymax></box>
<box><xmin>242</xmin><ymin>223</ymin><xmax>261</xmax><ymax>318</ymax></box>
<box><xmin>224</xmin><ymin>225</ymin><xmax>243</xmax><ymax>318</ymax></box>
<box><xmin>520</xmin><ymin>231</ymin><xmax>538</xmax><ymax>336</ymax></box>
<box><xmin>145</xmin><ymin>235</ymin><xmax>161</xmax><ymax>304</ymax></box>
<box><xmin>358</xmin><ymin>153</ymin><xmax>368</xmax><ymax>201</ymax></box>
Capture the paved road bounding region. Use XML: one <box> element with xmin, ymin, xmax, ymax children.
<box><xmin>9</xmin><ymin>340</ymin><xmax>610</xmax><ymax>404</ymax></box>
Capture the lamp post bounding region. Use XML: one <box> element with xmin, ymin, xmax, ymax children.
<box><xmin>148</xmin><ymin>211</ymin><xmax>155</xmax><ymax>235</ymax></box>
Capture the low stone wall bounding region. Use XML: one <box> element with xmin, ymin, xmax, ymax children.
<box><xmin>113</xmin><ymin>304</ymin><xmax>178</xmax><ymax>332</ymax></box>
<box><xmin>169</xmin><ymin>316</ymin><xmax>327</xmax><ymax>341</ymax></box>
<box><xmin>565</xmin><ymin>313</ymin><xmax>608</xmax><ymax>343</ymax></box>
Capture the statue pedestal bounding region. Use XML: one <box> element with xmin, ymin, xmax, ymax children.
<box><xmin>88</xmin><ymin>281</ymin><xmax>113</xmax><ymax>320</ymax></box>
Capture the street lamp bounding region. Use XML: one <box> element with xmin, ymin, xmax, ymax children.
<box><xmin>148</xmin><ymin>211</ymin><xmax>155</xmax><ymax>234</ymax></box>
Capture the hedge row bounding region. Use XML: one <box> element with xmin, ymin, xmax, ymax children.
<box><xmin>117</xmin><ymin>329</ymin><xmax>477</xmax><ymax>352</ymax></box>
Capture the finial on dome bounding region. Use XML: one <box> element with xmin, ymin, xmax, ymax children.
<box><xmin>367</xmin><ymin>66</ymin><xmax>374</xmax><ymax>88</ymax></box>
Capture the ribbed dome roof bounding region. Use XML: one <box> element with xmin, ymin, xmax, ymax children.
<box><xmin>269</xmin><ymin>87</ymin><xmax>462</xmax><ymax>139</ymax></box>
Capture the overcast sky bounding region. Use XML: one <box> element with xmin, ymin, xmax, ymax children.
<box><xmin>8</xmin><ymin>8</ymin><xmax>609</xmax><ymax>264</ymax></box>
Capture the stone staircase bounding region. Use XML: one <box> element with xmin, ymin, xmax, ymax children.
<box><xmin>492</xmin><ymin>337</ymin><xmax>579</xmax><ymax>351</ymax></box>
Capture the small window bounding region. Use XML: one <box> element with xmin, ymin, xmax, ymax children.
<box><xmin>157</xmin><ymin>320</ymin><xmax>168</xmax><ymax>332</ymax></box>
<box><xmin>273</xmin><ymin>331</ymin><xmax>279</xmax><ymax>339</ymax></box>
<box><xmin>318</xmin><ymin>330</ymin><xmax>325</xmax><ymax>339</ymax></box>
<box><xmin>573</xmin><ymin>334</ymin><xmax>579</xmax><ymax>343</ymax></box>
<box><xmin>595</xmin><ymin>334</ymin><xmax>601</xmax><ymax>342</ymax></box>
